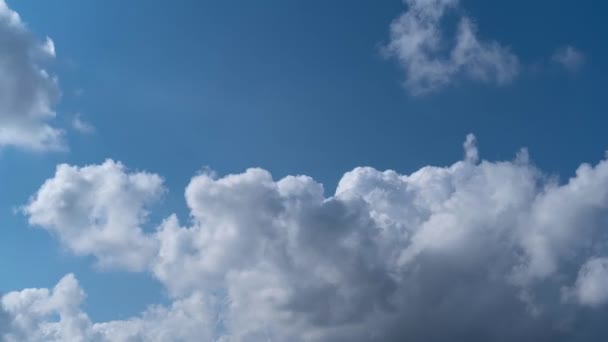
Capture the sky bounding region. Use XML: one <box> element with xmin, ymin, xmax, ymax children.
<box><xmin>1</xmin><ymin>0</ymin><xmax>608</xmax><ymax>341</ymax></box>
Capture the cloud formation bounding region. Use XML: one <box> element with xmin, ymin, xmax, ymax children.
<box><xmin>24</xmin><ymin>160</ymin><xmax>164</xmax><ymax>271</ymax></box>
<box><xmin>1</xmin><ymin>274</ymin><xmax>215</xmax><ymax>342</ymax></box>
<box><xmin>552</xmin><ymin>45</ymin><xmax>585</xmax><ymax>72</ymax></box>
<box><xmin>0</xmin><ymin>0</ymin><xmax>63</xmax><ymax>151</ymax></box>
<box><xmin>71</xmin><ymin>114</ymin><xmax>95</xmax><ymax>134</ymax></box>
<box><xmin>9</xmin><ymin>135</ymin><xmax>608</xmax><ymax>341</ymax></box>
<box><xmin>567</xmin><ymin>258</ymin><xmax>608</xmax><ymax>308</ymax></box>
<box><xmin>384</xmin><ymin>0</ymin><xmax>519</xmax><ymax>95</ymax></box>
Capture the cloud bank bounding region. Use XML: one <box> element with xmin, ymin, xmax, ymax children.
<box><xmin>0</xmin><ymin>0</ymin><xmax>63</xmax><ymax>151</ymax></box>
<box><xmin>4</xmin><ymin>135</ymin><xmax>608</xmax><ymax>341</ymax></box>
<box><xmin>384</xmin><ymin>0</ymin><xmax>519</xmax><ymax>95</ymax></box>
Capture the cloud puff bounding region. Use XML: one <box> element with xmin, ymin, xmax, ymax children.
<box><xmin>552</xmin><ymin>45</ymin><xmax>585</xmax><ymax>72</ymax></box>
<box><xmin>1</xmin><ymin>274</ymin><xmax>93</xmax><ymax>342</ymax></box>
<box><xmin>0</xmin><ymin>0</ymin><xmax>64</xmax><ymax>151</ymax></box>
<box><xmin>384</xmin><ymin>0</ymin><xmax>519</xmax><ymax>95</ymax></box>
<box><xmin>71</xmin><ymin>113</ymin><xmax>96</xmax><ymax>134</ymax></box>
<box><xmin>566</xmin><ymin>258</ymin><xmax>608</xmax><ymax>308</ymax></box>
<box><xmin>23</xmin><ymin>160</ymin><xmax>164</xmax><ymax>271</ymax></box>
<box><xmin>1</xmin><ymin>275</ymin><xmax>216</xmax><ymax>342</ymax></box>
<box><xmin>13</xmin><ymin>136</ymin><xmax>608</xmax><ymax>340</ymax></box>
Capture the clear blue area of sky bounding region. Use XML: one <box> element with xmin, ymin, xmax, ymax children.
<box><xmin>1</xmin><ymin>0</ymin><xmax>607</xmax><ymax>322</ymax></box>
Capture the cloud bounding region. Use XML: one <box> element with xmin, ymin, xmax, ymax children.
<box><xmin>383</xmin><ymin>0</ymin><xmax>519</xmax><ymax>95</ymax></box>
<box><xmin>552</xmin><ymin>45</ymin><xmax>585</xmax><ymax>72</ymax></box>
<box><xmin>23</xmin><ymin>160</ymin><xmax>164</xmax><ymax>271</ymax></box>
<box><xmin>92</xmin><ymin>294</ymin><xmax>216</xmax><ymax>342</ymax></box>
<box><xmin>566</xmin><ymin>258</ymin><xmax>608</xmax><ymax>308</ymax></box>
<box><xmin>0</xmin><ymin>0</ymin><xmax>64</xmax><ymax>151</ymax></box>
<box><xmin>42</xmin><ymin>37</ymin><xmax>55</xmax><ymax>58</ymax></box>
<box><xmin>13</xmin><ymin>135</ymin><xmax>608</xmax><ymax>340</ymax></box>
<box><xmin>71</xmin><ymin>113</ymin><xmax>95</xmax><ymax>134</ymax></box>
<box><xmin>1</xmin><ymin>274</ymin><xmax>93</xmax><ymax>342</ymax></box>
<box><xmin>1</xmin><ymin>275</ymin><xmax>216</xmax><ymax>342</ymax></box>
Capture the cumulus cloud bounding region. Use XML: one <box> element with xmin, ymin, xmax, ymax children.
<box><xmin>12</xmin><ymin>135</ymin><xmax>608</xmax><ymax>340</ymax></box>
<box><xmin>552</xmin><ymin>45</ymin><xmax>585</xmax><ymax>72</ymax></box>
<box><xmin>1</xmin><ymin>274</ymin><xmax>93</xmax><ymax>342</ymax></box>
<box><xmin>384</xmin><ymin>0</ymin><xmax>519</xmax><ymax>94</ymax></box>
<box><xmin>0</xmin><ymin>0</ymin><xmax>64</xmax><ymax>151</ymax></box>
<box><xmin>23</xmin><ymin>160</ymin><xmax>164</xmax><ymax>271</ymax></box>
<box><xmin>1</xmin><ymin>275</ymin><xmax>215</xmax><ymax>342</ymax></box>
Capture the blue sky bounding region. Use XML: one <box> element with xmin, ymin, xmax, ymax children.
<box><xmin>2</xmin><ymin>0</ymin><xmax>608</xmax><ymax>340</ymax></box>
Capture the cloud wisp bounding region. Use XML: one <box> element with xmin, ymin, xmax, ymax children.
<box><xmin>71</xmin><ymin>114</ymin><xmax>96</xmax><ymax>135</ymax></box>
<box><xmin>383</xmin><ymin>0</ymin><xmax>520</xmax><ymax>95</ymax></box>
<box><xmin>5</xmin><ymin>135</ymin><xmax>608</xmax><ymax>341</ymax></box>
<box><xmin>552</xmin><ymin>45</ymin><xmax>586</xmax><ymax>72</ymax></box>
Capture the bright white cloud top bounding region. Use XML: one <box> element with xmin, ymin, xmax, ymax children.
<box><xmin>0</xmin><ymin>0</ymin><xmax>63</xmax><ymax>151</ymax></box>
<box><xmin>3</xmin><ymin>135</ymin><xmax>608</xmax><ymax>341</ymax></box>
<box><xmin>384</xmin><ymin>0</ymin><xmax>520</xmax><ymax>94</ymax></box>
<box><xmin>24</xmin><ymin>160</ymin><xmax>163</xmax><ymax>271</ymax></box>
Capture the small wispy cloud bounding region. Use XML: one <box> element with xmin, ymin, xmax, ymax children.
<box><xmin>552</xmin><ymin>45</ymin><xmax>585</xmax><ymax>72</ymax></box>
<box><xmin>383</xmin><ymin>0</ymin><xmax>519</xmax><ymax>95</ymax></box>
<box><xmin>42</xmin><ymin>37</ymin><xmax>56</xmax><ymax>58</ymax></box>
<box><xmin>71</xmin><ymin>113</ymin><xmax>95</xmax><ymax>134</ymax></box>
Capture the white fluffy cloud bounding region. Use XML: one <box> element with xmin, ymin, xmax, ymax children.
<box><xmin>1</xmin><ymin>274</ymin><xmax>93</xmax><ymax>342</ymax></box>
<box><xmin>384</xmin><ymin>0</ymin><xmax>519</xmax><ymax>94</ymax></box>
<box><xmin>1</xmin><ymin>275</ymin><xmax>216</xmax><ymax>342</ymax></box>
<box><xmin>24</xmin><ymin>160</ymin><xmax>163</xmax><ymax>271</ymax></box>
<box><xmin>552</xmin><ymin>45</ymin><xmax>585</xmax><ymax>72</ymax></box>
<box><xmin>10</xmin><ymin>136</ymin><xmax>608</xmax><ymax>341</ymax></box>
<box><xmin>0</xmin><ymin>0</ymin><xmax>63</xmax><ymax>151</ymax></box>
